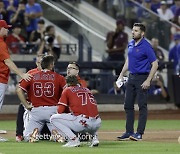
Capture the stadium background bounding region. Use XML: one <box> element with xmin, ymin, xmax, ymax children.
<box><xmin>0</xmin><ymin>0</ymin><xmax>180</xmax><ymax>153</ymax></box>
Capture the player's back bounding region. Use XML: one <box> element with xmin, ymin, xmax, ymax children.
<box><xmin>27</xmin><ymin>68</ymin><xmax>39</xmax><ymax>75</ymax></box>
<box><xmin>63</xmin><ymin>85</ymin><xmax>99</xmax><ymax>117</ymax></box>
<box><xmin>28</xmin><ymin>70</ymin><xmax>65</xmax><ymax>107</ymax></box>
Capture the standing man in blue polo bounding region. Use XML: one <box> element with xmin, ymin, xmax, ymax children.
<box><xmin>117</xmin><ymin>23</ymin><xmax>158</xmax><ymax>141</ymax></box>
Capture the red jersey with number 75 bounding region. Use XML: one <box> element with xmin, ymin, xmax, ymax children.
<box><xmin>58</xmin><ymin>85</ymin><xmax>99</xmax><ymax>117</ymax></box>
<box><xmin>19</xmin><ymin>70</ymin><xmax>66</xmax><ymax>107</ymax></box>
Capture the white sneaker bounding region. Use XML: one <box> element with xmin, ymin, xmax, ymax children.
<box><xmin>62</xmin><ymin>138</ymin><xmax>80</xmax><ymax>147</ymax></box>
<box><xmin>0</xmin><ymin>130</ymin><xmax>7</xmax><ymax>134</ymax></box>
<box><xmin>89</xmin><ymin>136</ymin><xmax>99</xmax><ymax>147</ymax></box>
<box><xmin>0</xmin><ymin>136</ymin><xmax>8</xmax><ymax>142</ymax></box>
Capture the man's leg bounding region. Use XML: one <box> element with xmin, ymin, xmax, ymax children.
<box><xmin>87</xmin><ymin>117</ymin><xmax>101</xmax><ymax>147</ymax></box>
<box><xmin>50</xmin><ymin>113</ymin><xmax>84</xmax><ymax>140</ymax></box>
<box><xmin>136</xmin><ymin>75</ymin><xmax>148</xmax><ymax>135</ymax></box>
<box><xmin>0</xmin><ymin>83</ymin><xmax>8</xmax><ymax>142</ymax></box>
<box><xmin>50</xmin><ymin>113</ymin><xmax>86</xmax><ymax>147</ymax></box>
<box><xmin>129</xmin><ymin>75</ymin><xmax>148</xmax><ymax>141</ymax></box>
<box><xmin>16</xmin><ymin>104</ymin><xmax>25</xmax><ymax>141</ymax></box>
<box><xmin>117</xmin><ymin>75</ymin><xmax>136</xmax><ymax>141</ymax></box>
<box><xmin>0</xmin><ymin>83</ymin><xmax>7</xmax><ymax>109</ymax></box>
<box><xmin>124</xmin><ymin>78</ymin><xmax>136</xmax><ymax>133</ymax></box>
<box><xmin>23</xmin><ymin>108</ymin><xmax>44</xmax><ymax>142</ymax></box>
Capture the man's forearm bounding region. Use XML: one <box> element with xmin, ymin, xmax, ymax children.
<box><xmin>4</xmin><ymin>58</ymin><xmax>23</xmax><ymax>78</ymax></box>
<box><xmin>160</xmin><ymin>86</ymin><xmax>168</xmax><ymax>98</ymax></box>
<box><xmin>119</xmin><ymin>58</ymin><xmax>128</xmax><ymax>77</ymax></box>
<box><xmin>147</xmin><ymin>60</ymin><xmax>158</xmax><ymax>82</ymax></box>
<box><xmin>107</xmin><ymin>37</ymin><xmax>114</xmax><ymax>49</ymax></box>
<box><xmin>16</xmin><ymin>87</ymin><xmax>29</xmax><ymax>108</ymax></box>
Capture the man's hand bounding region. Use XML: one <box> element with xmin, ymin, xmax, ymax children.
<box><xmin>25</xmin><ymin>104</ymin><xmax>33</xmax><ymax>111</ymax></box>
<box><xmin>141</xmin><ymin>79</ymin><xmax>151</xmax><ymax>89</ymax></box>
<box><xmin>117</xmin><ymin>75</ymin><xmax>124</xmax><ymax>82</ymax></box>
<box><xmin>116</xmin><ymin>76</ymin><xmax>128</xmax><ymax>88</ymax></box>
<box><xmin>21</xmin><ymin>73</ymin><xmax>32</xmax><ymax>82</ymax></box>
<box><xmin>116</xmin><ymin>75</ymin><xmax>124</xmax><ymax>88</ymax></box>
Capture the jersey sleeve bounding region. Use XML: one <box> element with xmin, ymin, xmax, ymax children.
<box><xmin>58</xmin><ymin>88</ymin><xmax>69</xmax><ymax>107</ymax></box>
<box><xmin>18</xmin><ymin>79</ymin><xmax>30</xmax><ymax>93</ymax></box>
<box><xmin>0</xmin><ymin>43</ymin><xmax>10</xmax><ymax>61</ymax></box>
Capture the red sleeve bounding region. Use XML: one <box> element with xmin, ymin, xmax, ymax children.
<box><xmin>18</xmin><ymin>79</ymin><xmax>31</xmax><ymax>92</ymax></box>
<box><xmin>27</xmin><ymin>68</ymin><xmax>39</xmax><ymax>75</ymax></box>
<box><xmin>57</xmin><ymin>88</ymin><xmax>69</xmax><ymax>113</ymax></box>
<box><xmin>57</xmin><ymin>105</ymin><xmax>66</xmax><ymax>114</ymax></box>
<box><xmin>58</xmin><ymin>88</ymin><xmax>69</xmax><ymax>106</ymax></box>
<box><xmin>0</xmin><ymin>43</ymin><xmax>10</xmax><ymax>61</ymax></box>
<box><xmin>5</xmin><ymin>35</ymin><xmax>12</xmax><ymax>46</ymax></box>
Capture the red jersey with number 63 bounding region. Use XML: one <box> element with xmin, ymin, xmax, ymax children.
<box><xmin>19</xmin><ymin>70</ymin><xmax>66</xmax><ymax>107</ymax></box>
<box><xmin>58</xmin><ymin>85</ymin><xmax>99</xmax><ymax>117</ymax></box>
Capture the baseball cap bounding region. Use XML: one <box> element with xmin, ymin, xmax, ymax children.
<box><xmin>0</xmin><ymin>20</ymin><xmax>12</xmax><ymax>29</ymax></box>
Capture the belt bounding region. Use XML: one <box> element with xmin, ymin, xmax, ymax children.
<box><xmin>33</xmin><ymin>105</ymin><xmax>57</xmax><ymax>108</ymax></box>
<box><xmin>81</xmin><ymin>114</ymin><xmax>99</xmax><ymax>119</ymax></box>
<box><xmin>130</xmin><ymin>73</ymin><xmax>149</xmax><ymax>75</ymax></box>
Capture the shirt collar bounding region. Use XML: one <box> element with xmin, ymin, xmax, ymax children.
<box><xmin>42</xmin><ymin>69</ymin><xmax>51</xmax><ymax>72</ymax></box>
<box><xmin>133</xmin><ymin>37</ymin><xmax>145</xmax><ymax>46</ymax></box>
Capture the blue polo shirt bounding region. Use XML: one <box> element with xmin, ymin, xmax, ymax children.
<box><xmin>25</xmin><ymin>3</ymin><xmax>42</xmax><ymax>32</ymax></box>
<box><xmin>169</xmin><ymin>44</ymin><xmax>180</xmax><ymax>69</ymax></box>
<box><xmin>128</xmin><ymin>38</ymin><xmax>156</xmax><ymax>74</ymax></box>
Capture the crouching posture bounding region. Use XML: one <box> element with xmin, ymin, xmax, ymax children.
<box><xmin>50</xmin><ymin>75</ymin><xmax>101</xmax><ymax>147</ymax></box>
<box><xmin>16</xmin><ymin>55</ymin><xmax>66</xmax><ymax>142</ymax></box>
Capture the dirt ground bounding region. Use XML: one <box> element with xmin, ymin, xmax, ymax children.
<box><xmin>100</xmin><ymin>109</ymin><xmax>180</xmax><ymax>120</ymax></box>
<box><xmin>0</xmin><ymin>109</ymin><xmax>180</xmax><ymax>143</ymax></box>
<box><xmin>1</xmin><ymin>109</ymin><xmax>180</xmax><ymax>120</ymax></box>
<box><xmin>100</xmin><ymin>110</ymin><xmax>180</xmax><ymax>143</ymax></box>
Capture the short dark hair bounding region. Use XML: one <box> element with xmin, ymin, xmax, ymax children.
<box><xmin>133</xmin><ymin>23</ymin><xmax>146</xmax><ymax>32</ymax></box>
<box><xmin>68</xmin><ymin>61</ymin><xmax>80</xmax><ymax>70</ymax></box>
<box><xmin>66</xmin><ymin>75</ymin><xmax>79</xmax><ymax>86</ymax></box>
<box><xmin>38</xmin><ymin>19</ymin><xmax>45</xmax><ymax>25</ymax></box>
<box><xmin>41</xmin><ymin>55</ymin><xmax>54</xmax><ymax>69</ymax></box>
<box><xmin>46</xmin><ymin>25</ymin><xmax>54</xmax><ymax>33</ymax></box>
